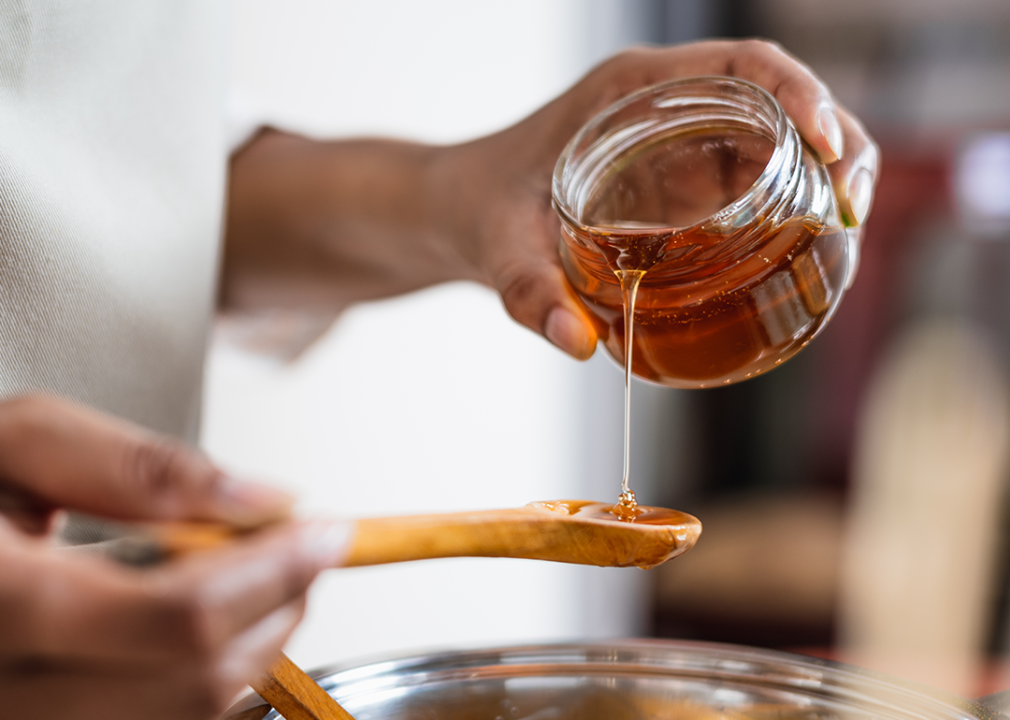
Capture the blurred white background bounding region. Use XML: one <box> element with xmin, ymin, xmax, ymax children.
<box><xmin>204</xmin><ymin>0</ymin><xmax>657</xmax><ymax>671</ymax></box>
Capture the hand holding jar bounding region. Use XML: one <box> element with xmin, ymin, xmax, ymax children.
<box><xmin>429</xmin><ymin>40</ymin><xmax>879</xmax><ymax>363</ymax></box>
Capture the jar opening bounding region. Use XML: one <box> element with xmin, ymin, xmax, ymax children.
<box><xmin>552</xmin><ymin>76</ymin><xmax>793</xmax><ymax>241</ymax></box>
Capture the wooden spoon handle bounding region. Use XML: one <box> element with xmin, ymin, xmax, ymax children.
<box><xmin>251</xmin><ymin>653</ymin><xmax>355</xmax><ymax>720</ymax></box>
<box><xmin>346</xmin><ymin>508</ymin><xmax>562</xmax><ymax>566</ymax></box>
<box><xmin>140</xmin><ymin>509</ymin><xmax>535</xmax><ymax>563</ymax></box>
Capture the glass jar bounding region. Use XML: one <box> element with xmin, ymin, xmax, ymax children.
<box><xmin>552</xmin><ymin>77</ymin><xmax>852</xmax><ymax>388</ymax></box>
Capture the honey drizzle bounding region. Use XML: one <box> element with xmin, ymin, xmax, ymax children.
<box><xmin>617</xmin><ymin>269</ymin><xmax>645</xmax><ymax>519</ymax></box>
<box><xmin>585</xmin><ymin>225</ymin><xmax>668</xmax><ymax>522</ymax></box>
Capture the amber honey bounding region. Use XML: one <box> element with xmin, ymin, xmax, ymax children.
<box><xmin>560</xmin><ymin>215</ymin><xmax>848</xmax><ymax>388</ymax></box>
<box><xmin>533</xmin><ymin>499</ymin><xmax>696</xmax><ymax>526</ymax></box>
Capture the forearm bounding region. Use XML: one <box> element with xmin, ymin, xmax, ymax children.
<box><xmin>221</xmin><ymin>130</ymin><xmax>483</xmax><ymax>313</ymax></box>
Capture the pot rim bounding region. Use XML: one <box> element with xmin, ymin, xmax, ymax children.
<box><xmin>226</xmin><ymin>639</ymin><xmax>999</xmax><ymax>720</ymax></box>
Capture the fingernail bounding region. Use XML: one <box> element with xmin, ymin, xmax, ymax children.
<box><xmin>839</xmin><ymin>145</ymin><xmax>879</xmax><ymax>227</ymax></box>
<box><xmin>218</xmin><ymin>476</ymin><xmax>296</xmax><ymax>527</ymax></box>
<box><xmin>817</xmin><ymin>104</ymin><xmax>844</xmax><ymax>162</ymax></box>
<box><xmin>545</xmin><ymin>306</ymin><xmax>592</xmax><ymax>359</ymax></box>
<box><xmin>300</xmin><ymin>519</ymin><xmax>354</xmax><ymax>568</ymax></box>
<box><xmin>843</xmin><ymin>227</ymin><xmax>861</xmax><ymax>289</ymax></box>
<box><xmin>847</xmin><ymin>167</ymin><xmax>874</xmax><ymax>226</ymax></box>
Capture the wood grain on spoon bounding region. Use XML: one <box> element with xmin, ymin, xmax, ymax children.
<box><xmin>145</xmin><ymin>500</ymin><xmax>701</xmax><ymax>570</ymax></box>
<box><xmin>251</xmin><ymin>653</ymin><xmax>354</xmax><ymax>720</ymax></box>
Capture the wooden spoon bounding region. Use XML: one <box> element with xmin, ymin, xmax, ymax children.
<box><xmin>248</xmin><ymin>653</ymin><xmax>354</xmax><ymax>720</ymax></box>
<box><xmin>146</xmin><ymin>499</ymin><xmax>702</xmax><ymax>570</ymax></box>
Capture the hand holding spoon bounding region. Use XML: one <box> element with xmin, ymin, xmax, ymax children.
<box><xmin>140</xmin><ymin>500</ymin><xmax>701</xmax><ymax>720</ymax></box>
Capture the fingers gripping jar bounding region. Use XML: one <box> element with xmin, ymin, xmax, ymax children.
<box><xmin>553</xmin><ymin>77</ymin><xmax>852</xmax><ymax>388</ymax></box>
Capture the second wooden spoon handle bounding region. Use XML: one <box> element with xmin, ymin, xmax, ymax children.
<box><xmin>252</xmin><ymin>653</ymin><xmax>355</xmax><ymax>720</ymax></box>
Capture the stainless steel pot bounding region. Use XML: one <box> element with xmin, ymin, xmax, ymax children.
<box><xmin>225</xmin><ymin>641</ymin><xmax>1009</xmax><ymax>720</ymax></box>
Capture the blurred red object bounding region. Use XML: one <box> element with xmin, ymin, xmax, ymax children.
<box><xmin>806</xmin><ymin>140</ymin><xmax>954</xmax><ymax>489</ymax></box>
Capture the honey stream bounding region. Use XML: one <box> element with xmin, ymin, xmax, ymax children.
<box><xmin>615</xmin><ymin>269</ymin><xmax>645</xmax><ymax>522</ymax></box>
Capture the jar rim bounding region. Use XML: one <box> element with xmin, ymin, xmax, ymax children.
<box><xmin>551</xmin><ymin>75</ymin><xmax>793</xmax><ymax>237</ymax></box>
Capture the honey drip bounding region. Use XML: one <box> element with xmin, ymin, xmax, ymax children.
<box><xmin>617</xmin><ymin>269</ymin><xmax>644</xmax><ymax>519</ymax></box>
<box><xmin>612</xmin><ymin>491</ymin><xmax>640</xmax><ymax>522</ymax></box>
<box><xmin>603</xmin><ymin>232</ymin><xmax>665</xmax><ymax>521</ymax></box>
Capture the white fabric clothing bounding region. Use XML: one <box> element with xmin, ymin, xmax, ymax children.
<box><xmin>0</xmin><ymin>0</ymin><xmax>229</xmax><ymax>442</ymax></box>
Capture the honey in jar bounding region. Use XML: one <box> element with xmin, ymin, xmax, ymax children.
<box><xmin>552</xmin><ymin>77</ymin><xmax>852</xmax><ymax>389</ymax></box>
